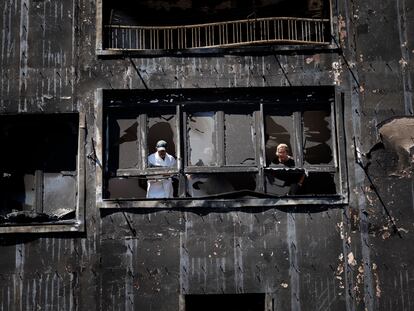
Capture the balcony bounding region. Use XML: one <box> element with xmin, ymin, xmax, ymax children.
<box><xmin>97</xmin><ymin>0</ymin><xmax>334</xmax><ymax>55</ymax></box>
<box><xmin>104</xmin><ymin>16</ymin><xmax>330</xmax><ymax>51</ymax></box>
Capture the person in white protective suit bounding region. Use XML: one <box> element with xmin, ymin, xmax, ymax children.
<box><xmin>146</xmin><ymin>140</ymin><xmax>176</xmax><ymax>198</ymax></box>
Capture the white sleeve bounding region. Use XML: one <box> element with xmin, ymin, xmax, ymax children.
<box><xmin>148</xmin><ymin>154</ymin><xmax>155</xmax><ymax>167</ymax></box>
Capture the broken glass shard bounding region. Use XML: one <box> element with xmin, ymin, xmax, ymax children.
<box><xmin>225</xmin><ymin>112</ymin><xmax>256</xmax><ymax>165</ymax></box>
<box><xmin>187</xmin><ymin>112</ymin><xmax>216</xmax><ymax>166</ymax></box>
<box><xmin>303</xmin><ymin>110</ymin><xmax>333</xmax><ymax>165</ymax></box>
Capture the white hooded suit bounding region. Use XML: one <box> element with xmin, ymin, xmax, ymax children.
<box><xmin>146</xmin><ymin>152</ymin><xmax>176</xmax><ymax>198</ymax></box>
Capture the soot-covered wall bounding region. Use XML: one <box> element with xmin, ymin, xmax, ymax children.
<box><xmin>0</xmin><ymin>0</ymin><xmax>413</xmax><ymax>310</ymax></box>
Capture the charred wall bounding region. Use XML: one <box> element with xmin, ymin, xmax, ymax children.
<box><xmin>0</xmin><ymin>0</ymin><xmax>413</xmax><ymax>311</ymax></box>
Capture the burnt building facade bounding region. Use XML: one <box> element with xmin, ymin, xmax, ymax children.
<box><xmin>0</xmin><ymin>0</ymin><xmax>413</xmax><ymax>310</ymax></box>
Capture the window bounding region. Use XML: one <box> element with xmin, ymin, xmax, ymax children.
<box><xmin>0</xmin><ymin>114</ymin><xmax>85</xmax><ymax>233</ymax></box>
<box><xmin>96</xmin><ymin>87</ymin><xmax>347</xmax><ymax>208</ymax></box>
<box><xmin>183</xmin><ymin>293</ymin><xmax>267</xmax><ymax>311</ymax></box>
<box><xmin>96</xmin><ymin>0</ymin><xmax>333</xmax><ymax>54</ymax></box>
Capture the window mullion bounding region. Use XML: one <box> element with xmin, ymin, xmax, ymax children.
<box><xmin>256</xmin><ymin>104</ymin><xmax>266</xmax><ymax>192</ymax></box>
<box><xmin>104</xmin><ymin>113</ymin><xmax>110</xmax><ymax>175</ymax></box>
<box><xmin>258</xmin><ymin>104</ymin><xmax>266</xmax><ymax>168</ymax></box>
<box><xmin>293</xmin><ymin>111</ymin><xmax>303</xmax><ymax>168</ymax></box>
<box><xmin>35</xmin><ymin>170</ymin><xmax>44</xmax><ymax>213</ymax></box>
<box><xmin>177</xmin><ymin>105</ymin><xmax>186</xmax><ymax>197</ymax></box>
<box><xmin>176</xmin><ymin>105</ymin><xmax>182</xmax><ymax>170</ymax></box>
<box><xmin>331</xmin><ymin>100</ymin><xmax>338</xmax><ymax>169</ymax></box>
<box><xmin>335</xmin><ymin>90</ymin><xmax>347</xmax><ymax>198</ymax></box>
<box><xmin>182</xmin><ymin>109</ymin><xmax>188</xmax><ymax>168</ymax></box>
<box><xmin>216</xmin><ymin>110</ymin><xmax>225</xmax><ymax>166</ymax></box>
<box><xmin>138</xmin><ymin>114</ymin><xmax>147</xmax><ymax>170</ymax></box>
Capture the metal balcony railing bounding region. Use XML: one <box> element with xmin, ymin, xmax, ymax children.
<box><xmin>104</xmin><ymin>16</ymin><xmax>330</xmax><ymax>51</ymax></box>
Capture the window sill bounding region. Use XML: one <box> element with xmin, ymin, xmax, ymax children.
<box><xmin>0</xmin><ymin>220</ymin><xmax>83</xmax><ymax>234</ymax></box>
<box><xmin>98</xmin><ymin>195</ymin><xmax>347</xmax><ymax>209</ymax></box>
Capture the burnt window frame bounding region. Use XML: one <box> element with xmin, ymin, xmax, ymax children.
<box><xmin>105</xmin><ymin>105</ymin><xmax>182</xmax><ymax>178</ymax></box>
<box><xmin>96</xmin><ymin>87</ymin><xmax>348</xmax><ymax>208</ymax></box>
<box><xmin>0</xmin><ymin>113</ymin><xmax>86</xmax><ymax>234</ymax></box>
<box><xmin>95</xmin><ymin>0</ymin><xmax>338</xmax><ymax>56</ymax></box>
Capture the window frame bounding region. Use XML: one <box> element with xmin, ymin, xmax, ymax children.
<box><xmin>95</xmin><ymin>0</ymin><xmax>339</xmax><ymax>56</ymax></box>
<box><xmin>96</xmin><ymin>87</ymin><xmax>348</xmax><ymax>208</ymax></box>
<box><xmin>0</xmin><ymin>113</ymin><xmax>86</xmax><ymax>234</ymax></box>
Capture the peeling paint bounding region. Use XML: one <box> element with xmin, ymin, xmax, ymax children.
<box><xmin>331</xmin><ymin>61</ymin><xmax>343</xmax><ymax>85</ymax></box>
<box><xmin>347</xmin><ymin>252</ymin><xmax>357</xmax><ymax>267</ymax></box>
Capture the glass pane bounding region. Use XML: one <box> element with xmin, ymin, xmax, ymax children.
<box><xmin>225</xmin><ymin>113</ymin><xmax>256</xmax><ymax>165</ymax></box>
<box><xmin>265</xmin><ymin>114</ymin><xmax>294</xmax><ymax>166</ymax></box>
<box><xmin>301</xmin><ymin>172</ymin><xmax>337</xmax><ymax>195</ymax></box>
<box><xmin>303</xmin><ymin>110</ymin><xmax>333</xmax><ymax>165</ymax></box>
<box><xmin>106</xmin><ymin>176</ymin><xmax>180</xmax><ymax>199</ymax></box>
<box><xmin>265</xmin><ymin>170</ymin><xmax>337</xmax><ymax>196</ymax></box>
<box><xmin>108</xmin><ymin>117</ymin><xmax>139</xmax><ymax>171</ymax></box>
<box><xmin>106</xmin><ymin>177</ymin><xmax>147</xmax><ymax>199</ymax></box>
<box><xmin>0</xmin><ymin>172</ymin><xmax>35</xmax><ymax>215</ymax></box>
<box><xmin>265</xmin><ymin>169</ymin><xmax>305</xmax><ymax>196</ymax></box>
<box><xmin>186</xmin><ymin>173</ymin><xmax>257</xmax><ymax>197</ymax></box>
<box><xmin>187</xmin><ymin>112</ymin><xmax>216</xmax><ymax>166</ymax></box>
<box><xmin>147</xmin><ymin>113</ymin><xmax>178</xmax><ymax>160</ymax></box>
<box><xmin>43</xmin><ymin>173</ymin><xmax>76</xmax><ymax>216</ymax></box>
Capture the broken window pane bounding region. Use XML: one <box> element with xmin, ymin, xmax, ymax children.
<box><xmin>106</xmin><ymin>177</ymin><xmax>147</xmax><ymax>199</ymax></box>
<box><xmin>303</xmin><ymin>110</ymin><xmax>333</xmax><ymax>165</ymax></box>
<box><xmin>265</xmin><ymin>169</ymin><xmax>305</xmax><ymax>196</ymax></box>
<box><xmin>185</xmin><ymin>293</ymin><xmax>265</xmax><ymax>311</ymax></box>
<box><xmin>0</xmin><ymin>114</ymin><xmax>79</xmax><ymax>220</ymax></box>
<box><xmin>225</xmin><ymin>112</ymin><xmax>256</xmax><ymax>165</ymax></box>
<box><xmin>300</xmin><ymin>172</ymin><xmax>337</xmax><ymax>195</ymax></box>
<box><xmin>43</xmin><ymin>173</ymin><xmax>77</xmax><ymax>216</ymax></box>
<box><xmin>147</xmin><ymin>112</ymin><xmax>178</xmax><ymax>162</ymax></box>
<box><xmin>106</xmin><ymin>176</ymin><xmax>180</xmax><ymax>199</ymax></box>
<box><xmin>266</xmin><ymin>170</ymin><xmax>336</xmax><ymax>196</ymax></box>
<box><xmin>0</xmin><ymin>172</ymin><xmax>35</xmax><ymax>215</ymax></box>
<box><xmin>265</xmin><ymin>113</ymin><xmax>294</xmax><ymax>166</ymax></box>
<box><xmin>107</xmin><ymin>115</ymin><xmax>139</xmax><ymax>172</ymax></box>
<box><xmin>186</xmin><ymin>173</ymin><xmax>257</xmax><ymax>197</ymax></box>
<box><xmin>187</xmin><ymin>112</ymin><xmax>217</xmax><ymax>166</ymax></box>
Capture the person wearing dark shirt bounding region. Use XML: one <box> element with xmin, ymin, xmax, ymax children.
<box><xmin>270</xmin><ymin>144</ymin><xmax>305</xmax><ymax>195</ymax></box>
<box><xmin>271</xmin><ymin>143</ymin><xmax>295</xmax><ymax>167</ymax></box>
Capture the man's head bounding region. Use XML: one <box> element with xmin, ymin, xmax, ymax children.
<box><xmin>276</xmin><ymin>143</ymin><xmax>290</xmax><ymax>162</ymax></box>
<box><xmin>156</xmin><ymin>140</ymin><xmax>167</xmax><ymax>159</ymax></box>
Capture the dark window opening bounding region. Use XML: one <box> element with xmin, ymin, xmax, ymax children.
<box><xmin>0</xmin><ymin>114</ymin><xmax>79</xmax><ymax>224</ymax></box>
<box><xmin>106</xmin><ymin>177</ymin><xmax>147</xmax><ymax>200</ymax></box>
<box><xmin>303</xmin><ymin>110</ymin><xmax>333</xmax><ymax>165</ymax></box>
<box><xmin>265</xmin><ymin>112</ymin><xmax>294</xmax><ymax>166</ymax></box>
<box><xmin>187</xmin><ymin>173</ymin><xmax>257</xmax><ymax>198</ymax></box>
<box><xmin>101</xmin><ymin>87</ymin><xmax>344</xmax><ymax>203</ymax></box>
<box><xmin>147</xmin><ymin>112</ymin><xmax>178</xmax><ymax>161</ymax></box>
<box><xmin>185</xmin><ymin>293</ymin><xmax>266</xmax><ymax>311</ymax></box>
<box><xmin>101</xmin><ymin>0</ymin><xmax>332</xmax><ymax>51</ymax></box>
<box><xmin>104</xmin><ymin>1</ymin><xmax>330</xmax><ymax>26</ymax></box>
